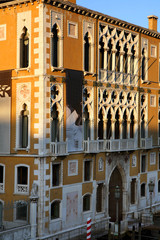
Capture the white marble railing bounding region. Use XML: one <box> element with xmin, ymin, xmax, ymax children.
<box><xmin>16</xmin><ymin>184</ymin><xmax>28</xmax><ymax>194</ymax></box>
<box><xmin>0</xmin><ymin>183</ymin><xmax>4</xmax><ymax>193</ymax></box>
<box><xmin>99</xmin><ymin>69</ymin><xmax>138</xmax><ymax>86</ymax></box>
<box><xmin>50</xmin><ymin>141</ymin><xmax>68</xmax><ymax>156</ymax></box>
<box><xmin>141</xmin><ymin>137</ymin><xmax>152</xmax><ymax>149</ymax></box>
<box><xmin>84</xmin><ymin>138</ymin><xmax>137</xmax><ymax>153</ymax></box>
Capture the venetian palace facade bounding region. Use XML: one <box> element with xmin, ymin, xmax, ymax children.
<box><xmin>0</xmin><ymin>0</ymin><xmax>160</xmax><ymax>239</ymax></box>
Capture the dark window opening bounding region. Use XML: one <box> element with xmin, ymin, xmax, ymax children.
<box><xmin>83</xmin><ymin>195</ymin><xmax>90</xmax><ymax>211</ymax></box>
<box><xmin>141</xmin><ymin>155</ymin><xmax>146</xmax><ymax>173</ymax></box>
<box><xmin>17</xmin><ymin>166</ymin><xmax>28</xmax><ymax>185</ymax></box>
<box><xmin>21</xmin><ymin>103</ymin><xmax>29</xmax><ymax>148</ymax></box>
<box><xmin>122</xmin><ymin>110</ymin><xmax>127</xmax><ymax>139</ymax></box>
<box><xmin>20</xmin><ymin>27</ymin><xmax>29</xmax><ymax>68</ymax></box>
<box><xmin>96</xmin><ymin>183</ymin><xmax>103</xmax><ymax>212</ymax></box>
<box><xmin>115</xmin><ymin>110</ymin><xmax>120</xmax><ymax>139</ymax></box>
<box><xmin>84</xmin><ymin>161</ymin><xmax>91</xmax><ymax>181</ymax></box>
<box><xmin>16</xmin><ymin>202</ymin><xmax>27</xmax><ymax>221</ymax></box>
<box><xmin>52</xmin><ymin>164</ymin><xmax>60</xmax><ymax>187</ymax></box>
<box><xmin>98</xmin><ymin>108</ymin><xmax>103</xmax><ymax>140</ymax></box>
<box><xmin>99</xmin><ymin>38</ymin><xmax>104</xmax><ymax>69</ymax></box>
<box><xmin>130</xmin><ymin>111</ymin><xmax>134</xmax><ymax>138</ymax></box>
<box><xmin>107</xmin><ymin>40</ymin><xmax>112</xmax><ymax>71</ymax></box>
<box><xmin>115</xmin><ymin>42</ymin><xmax>120</xmax><ymax>72</ymax></box>
<box><xmin>84</xmin><ymin>32</ymin><xmax>91</xmax><ymax>72</ymax></box>
<box><xmin>131</xmin><ymin>178</ymin><xmax>136</xmax><ymax>204</ymax></box>
<box><xmin>107</xmin><ymin>109</ymin><xmax>112</xmax><ymax>139</ymax></box>
<box><xmin>51</xmin><ymin>201</ymin><xmax>60</xmax><ymax>219</ymax></box>
<box><xmin>131</xmin><ymin>46</ymin><xmax>135</xmax><ymax>75</ymax></box>
<box><xmin>0</xmin><ymin>166</ymin><xmax>3</xmax><ymax>183</ymax></box>
<box><xmin>123</xmin><ymin>44</ymin><xmax>128</xmax><ymax>73</ymax></box>
<box><xmin>84</xmin><ymin>106</ymin><xmax>90</xmax><ymax>140</ymax></box>
<box><xmin>51</xmin><ymin>103</ymin><xmax>59</xmax><ymax>142</ymax></box>
<box><xmin>52</xmin><ymin>24</ymin><xmax>59</xmax><ymax>68</ymax></box>
<box><xmin>141</xmin><ymin>183</ymin><xmax>145</xmax><ymax>197</ymax></box>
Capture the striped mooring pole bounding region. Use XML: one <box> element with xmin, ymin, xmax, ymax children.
<box><xmin>87</xmin><ymin>217</ymin><xmax>91</xmax><ymax>240</ymax></box>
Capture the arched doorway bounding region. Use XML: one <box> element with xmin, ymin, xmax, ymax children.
<box><xmin>109</xmin><ymin>167</ymin><xmax>123</xmax><ymax>222</ymax></box>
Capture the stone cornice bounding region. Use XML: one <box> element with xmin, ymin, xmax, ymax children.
<box><xmin>1</xmin><ymin>0</ymin><xmax>160</xmax><ymax>39</ymax></box>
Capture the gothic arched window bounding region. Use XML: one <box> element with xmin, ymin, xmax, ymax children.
<box><xmin>131</xmin><ymin>46</ymin><xmax>135</xmax><ymax>75</ymax></box>
<box><xmin>51</xmin><ymin>24</ymin><xmax>59</xmax><ymax>68</ymax></box>
<box><xmin>142</xmin><ymin>48</ymin><xmax>146</xmax><ymax>81</ymax></box>
<box><xmin>99</xmin><ymin>37</ymin><xmax>104</xmax><ymax>69</ymax></box>
<box><xmin>115</xmin><ymin>41</ymin><xmax>120</xmax><ymax>72</ymax></box>
<box><xmin>98</xmin><ymin>108</ymin><xmax>103</xmax><ymax>139</ymax></box>
<box><xmin>123</xmin><ymin>44</ymin><xmax>128</xmax><ymax>73</ymax></box>
<box><xmin>122</xmin><ymin>110</ymin><xmax>127</xmax><ymax>139</ymax></box>
<box><xmin>115</xmin><ymin>110</ymin><xmax>120</xmax><ymax>139</ymax></box>
<box><xmin>130</xmin><ymin>111</ymin><xmax>134</xmax><ymax>138</ymax></box>
<box><xmin>107</xmin><ymin>40</ymin><xmax>112</xmax><ymax>71</ymax></box>
<box><xmin>20</xmin><ymin>27</ymin><xmax>29</xmax><ymax>68</ymax></box>
<box><xmin>84</xmin><ymin>106</ymin><xmax>90</xmax><ymax>140</ymax></box>
<box><xmin>107</xmin><ymin>109</ymin><xmax>112</xmax><ymax>139</ymax></box>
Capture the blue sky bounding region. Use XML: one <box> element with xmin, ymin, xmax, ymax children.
<box><xmin>77</xmin><ymin>0</ymin><xmax>160</xmax><ymax>32</ymax></box>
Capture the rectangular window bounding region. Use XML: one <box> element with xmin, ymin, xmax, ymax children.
<box><xmin>16</xmin><ymin>201</ymin><xmax>28</xmax><ymax>221</ymax></box>
<box><xmin>68</xmin><ymin>21</ymin><xmax>78</xmax><ymax>38</ymax></box>
<box><xmin>84</xmin><ymin>160</ymin><xmax>92</xmax><ymax>181</ymax></box>
<box><xmin>141</xmin><ymin>155</ymin><xmax>147</xmax><ymax>173</ymax></box>
<box><xmin>52</xmin><ymin>163</ymin><xmax>61</xmax><ymax>187</ymax></box>
<box><xmin>159</xmin><ymin>153</ymin><xmax>160</xmax><ymax>170</ymax></box>
<box><xmin>15</xmin><ymin>166</ymin><xmax>29</xmax><ymax>194</ymax></box>
<box><xmin>150</xmin><ymin>152</ymin><xmax>156</xmax><ymax>165</ymax></box>
<box><xmin>150</xmin><ymin>95</ymin><xmax>156</xmax><ymax>107</ymax></box>
<box><xmin>0</xmin><ymin>165</ymin><xmax>4</xmax><ymax>193</ymax></box>
<box><xmin>131</xmin><ymin>178</ymin><xmax>136</xmax><ymax>204</ymax></box>
<box><xmin>96</xmin><ymin>183</ymin><xmax>103</xmax><ymax>212</ymax></box>
<box><xmin>151</xmin><ymin>45</ymin><xmax>157</xmax><ymax>57</ymax></box>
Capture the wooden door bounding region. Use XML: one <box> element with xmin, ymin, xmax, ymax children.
<box><xmin>109</xmin><ymin>167</ymin><xmax>122</xmax><ymax>222</ymax></box>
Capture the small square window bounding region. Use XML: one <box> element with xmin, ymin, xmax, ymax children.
<box><xmin>150</xmin><ymin>95</ymin><xmax>156</xmax><ymax>107</ymax></box>
<box><xmin>68</xmin><ymin>21</ymin><xmax>78</xmax><ymax>38</ymax></box>
<box><xmin>151</xmin><ymin>45</ymin><xmax>157</xmax><ymax>57</ymax></box>
<box><xmin>0</xmin><ymin>24</ymin><xmax>6</xmax><ymax>41</ymax></box>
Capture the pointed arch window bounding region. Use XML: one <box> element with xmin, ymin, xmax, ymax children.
<box><xmin>107</xmin><ymin>109</ymin><xmax>112</xmax><ymax>139</ymax></box>
<box><xmin>107</xmin><ymin>40</ymin><xmax>112</xmax><ymax>71</ymax></box>
<box><xmin>130</xmin><ymin>111</ymin><xmax>134</xmax><ymax>138</ymax></box>
<box><xmin>123</xmin><ymin>44</ymin><xmax>128</xmax><ymax>73</ymax></box>
<box><xmin>115</xmin><ymin>110</ymin><xmax>120</xmax><ymax>139</ymax></box>
<box><xmin>84</xmin><ymin>32</ymin><xmax>91</xmax><ymax>72</ymax></box>
<box><xmin>122</xmin><ymin>110</ymin><xmax>127</xmax><ymax>139</ymax></box>
<box><xmin>115</xmin><ymin>42</ymin><xmax>120</xmax><ymax>72</ymax></box>
<box><xmin>0</xmin><ymin>202</ymin><xmax>2</xmax><ymax>228</ymax></box>
<box><xmin>98</xmin><ymin>108</ymin><xmax>103</xmax><ymax>140</ymax></box>
<box><xmin>131</xmin><ymin>46</ymin><xmax>135</xmax><ymax>75</ymax></box>
<box><xmin>99</xmin><ymin>37</ymin><xmax>104</xmax><ymax>69</ymax></box>
<box><xmin>84</xmin><ymin>106</ymin><xmax>90</xmax><ymax>140</ymax></box>
<box><xmin>142</xmin><ymin>48</ymin><xmax>146</xmax><ymax>81</ymax></box>
<box><xmin>51</xmin><ymin>104</ymin><xmax>59</xmax><ymax>142</ymax></box>
<box><xmin>20</xmin><ymin>27</ymin><xmax>29</xmax><ymax>68</ymax></box>
<box><xmin>141</xmin><ymin>110</ymin><xmax>145</xmax><ymax>138</ymax></box>
<box><xmin>21</xmin><ymin>103</ymin><xmax>29</xmax><ymax>148</ymax></box>
<box><xmin>51</xmin><ymin>24</ymin><xmax>59</xmax><ymax>68</ymax></box>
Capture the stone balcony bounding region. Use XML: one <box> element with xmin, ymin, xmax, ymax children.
<box><xmin>83</xmin><ymin>138</ymin><xmax>137</xmax><ymax>153</ymax></box>
<box><xmin>50</xmin><ymin>141</ymin><xmax>68</xmax><ymax>156</ymax></box>
<box><xmin>140</xmin><ymin>137</ymin><xmax>152</xmax><ymax>149</ymax></box>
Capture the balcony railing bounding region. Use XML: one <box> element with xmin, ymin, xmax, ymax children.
<box><xmin>0</xmin><ymin>183</ymin><xmax>4</xmax><ymax>193</ymax></box>
<box><xmin>84</xmin><ymin>138</ymin><xmax>137</xmax><ymax>153</ymax></box>
<box><xmin>16</xmin><ymin>184</ymin><xmax>29</xmax><ymax>194</ymax></box>
<box><xmin>140</xmin><ymin>137</ymin><xmax>152</xmax><ymax>149</ymax></box>
<box><xmin>99</xmin><ymin>69</ymin><xmax>138</xmax><ymax>86</ymax></box>
<box><xmin>50</xmin><ymin>141</ymin><xmax>68</xmax><ymax>156</ymax></box>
